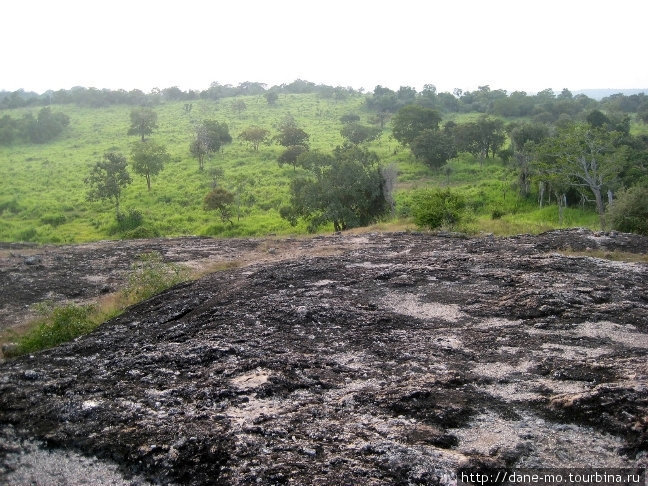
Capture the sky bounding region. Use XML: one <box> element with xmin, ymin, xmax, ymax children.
<box><xmin>2</xmin><ymin>0</ymin><xmax>647</xmax><ymax>95</ymax></box>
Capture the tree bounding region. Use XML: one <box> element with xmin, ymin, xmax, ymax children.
<box><xmin>451</xmin><ymin>116</ymin><xmax>506</xmax><ymax>164</ymax></box>
<box><xmin>190</xmin><ymin>120</ymin><xmax>232</xmax><ymax>170</ymax></box>
<box><xmin>340</xmin><ymin>113</ymin><xmax>360</xmax><ymax>124</ymax></box>
<box><xmin>409</xmin><ymin>129</ymin><xmax>457</xmax><ymax>169</ymax></box>
<box><xmin>130</xmin><ymin>140</ymin><xmax>169</xmax><ymax>190</ymax></box>
<box><xmin>275</xmin><ymin>120</ymin><xmax>309</xmax><ymax>148</ymax></box>
<box><xmin>233</xmin><ymin>100</ymin><xmax>247</xmax><ymax>117</ymax></box>
<box><xmin>411</xmin><ymin>189</ymin><xmax>466</xmax><ymax>230</ymax></box>
<box><xmin>534</xmin><ymin>124</ymin><xmax>626</xmax><ymax>228</ymax></box>
<box><xmin>239</xmin><ymin>126</ymin><xmax>270</xmax><ymax>151</ymax></box>
<box><xmin>280</xmin><ymin>144</ymin><xmax>390</xmax><ymax>232</ymax></box>
<box><xmin>128</xmin><ymin>107</ymin><xmax>158</xmax><ymax>141</ymax></box>
<box><xmin>607</xmin><ymin>185</ymin><xmax>648</xmax><ymax>235</ymax></box>
<box><xmin>508</xmin><ymin>122</ymin><xmax>550</xmax><ymax>196</ymax></box>
<box><xmin>391</xmin><ymin>105</ymin><xmax>442</xmax><ymax>146</ymax></box>
<box><xmin>340</xmin><ymin>122</ymin><xmax>381</xmax><ymax>145</ymax></box>
<box><xmin>278</xmin><ymin>145</ymin><xmax>308</xmax><ymax>171</ymax></box>
<box><xmin>85</xmin><ymin>152</ymin><xmax>131</xmax><ymax>217</ymax></box>
<box><xmin>265</xmin><ymin>91</ymin><xmax>279</xmax><ymax>105</ymax></box>
<box><xmin>204</xmin><ymin>187</ymin><xmax>235</xmax><ymax>225</ymax></box>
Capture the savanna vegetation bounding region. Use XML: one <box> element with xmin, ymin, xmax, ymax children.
<box><xmin>1</xmin><ymin>81</ymin><xmax>648</xmax><ymax>244</ymax></box>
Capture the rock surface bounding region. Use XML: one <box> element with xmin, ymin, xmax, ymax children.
<box><xmin>1</xmin><ymin>229</ymin><xmax>647</xmax><ymax>485</ymax></box>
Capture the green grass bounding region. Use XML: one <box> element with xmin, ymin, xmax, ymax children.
<box><xmin>0</xmin><ymin>94</ymin><xmax>605</xmax><ymax>243</ymax></box>
<box><xmin>3</xmin><ymin>251</ymin><xmax>191</xmax><ymax>357</ymax></box>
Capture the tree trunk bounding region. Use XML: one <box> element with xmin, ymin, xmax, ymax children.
<box><xmin>593</xmin><ymin>187</ymin><xmax>605</xmax><ymax>229</ymax></box>
<box><xmin>538</xmin><ymin>181</ymin><xmax>545</xmax><ymax>208</ymax></box>
<box><xmin>146</xmin><ymin>174</ymin><xmax>151</xmax><ymax>191</ymax></box>
<box><xmin>557</xmin><ymin>193</ymin><xmax>566</xmax><ymax>226</ymax></box>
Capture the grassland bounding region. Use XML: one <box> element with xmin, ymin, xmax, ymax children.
<box><xmin>0</xmin><ymin>93</ymin><xmax>602</xmax><ymax>243</ymax></box>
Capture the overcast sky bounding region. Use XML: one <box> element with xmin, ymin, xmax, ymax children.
<box><xmin>2</xmin><ymin>0</ymin><xmax>646</xmax><ymax>95</ymax></box>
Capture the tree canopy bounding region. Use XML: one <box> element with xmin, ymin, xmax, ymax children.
<box><xmin>281</xmin><ymin>144</ymin><xmax>390</xmax><ymax>232</ymax></box>
<box><xmin>130</xmin><ymin>140</ymin><xmax>170</xmax><ymax>190</ymax></box>
<box><xmin>391</xmin><ymin>105</ymin><xmax>442</xmax><ymax>146</ymax></box>
<box><xmin>127</xmin><ymin>107</ymin><xmax>158</xmax><ymax>141</ymax></box>
<box><xmin>84</xmin><ymin>152</ymin><xmax>132</xmax><ymax>216</ymax></box>
<box><xmin>190</xmin><ymin>120</ymin><xmax>232</xmax><ymax>170</ymax></box>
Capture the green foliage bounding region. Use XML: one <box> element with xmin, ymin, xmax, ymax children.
<box><xmin>391</xmin><ymin>105</ymin><xmax>442</xmax><ymax>145</ymax></box>
<box><xmin>84</xmin><ymin>152</ymin><xmax>132</xmax><ymax>216</ymax></box>
<box><xmin>410</xmin><ymin>189</ymin><xmax>466</xmax><ymax>230</ymax></box>
<box><xmin>7</xmin><ymin>252</ymin><xmax>190</xmax><ymax>356</ymax></box>
<box><xmin>278</xmin><ymin>145</ymin><xmax>308</xmax><ymax>170</ymax></box>
<box><xmin>340</xmin><ymin>122</ymin><xmax>381</xmax><ymax>145</ymax></box>
<box><xmin>0</xmin><ymin>107</ymin><xmax>69</xmax><ymax>145</ymax></box>
<box><xmin>40</xmin><ymin>213</ymin><xmax>67</xmax><ymax>226</ymax></box>
<box><xmin>275</xmin><ymin>122</ymin><xmax>310</xmax><ymax>148</ymax></box>
<box><xmin>191</xmin><ymin>120</ymin><xmax>232</xmax><ymax>170</ymax></box>
<box><xmin>116</xmin><ymin>208</ymin><xmax>144</xmax><ymax>232</ymax></box>
<box><xmin>451</xmin><ymin>116</ymin><xmax>506</xmax><ymax>159</ymax></box>
<box><xmin>123</xmin><ymin>252</ymin><xmax>189</xmax><ymax>302</ymax></box>
<box><xmin>127</xmin><ymin>107</ymin><xmax>158</xmax><ymax>141</ymax></box>
<box><xmin>130</xmin><ymin>140</ymin><xmax>170</xmax><ymax>190</ymax></box>
<box><xmin>409</xmin><ymin>129</ymin><xmax>457</xmax><ymax>169</ymax></box>
<box><xmin>265</xmin><ymin>91</ymin><xmax>279</xmax><ymax>105</ymax></box>
<box><xmin>607</xmin><ymin>186</ymin><xmax>648</xmax><ymax>235</ymax></box>
<box><xmin>2</xmin><ymin>90</ymin><xmax>641</xmax><ymax>244</ymax></box>
<box><xmin>204</xmin><ymin>187</ymin><xmax>235</xmax><ymax>225</ymax></box>
<box><xmin>11</xmin><ymin>303</ymin><xmax>97</xmax><ymax>355</ymax></box>
<box><xmin>340</xmin><ymin>113</ymin><xmax>360</xmax><ymax>124</ymax></box>
<box><xmin>282</xmin><ymin>144</ymin><xmax>389</xmax><ymax>232</ymax></box>
<box><xmin>533</xmin><ymin>123</ymin><xmax>627</xmax><ymax>227</ymax></box>
<box><xmin>239</xmin><ymin>126</ymin><xmax>270</xmax><ymax>151</ymax></box>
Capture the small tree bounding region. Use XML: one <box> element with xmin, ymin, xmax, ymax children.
<box><xmin>340</xmin><ymin>122</ymin><xmax>381</xmax><ymax>145</ymax></box>
<box><xmin>411</xmin><ymin>189</ymin><xmax>466</xmax><ymax>230</ymax></box>
<box><xmin>130</xmin><ymin>140</ymin><xmax>169</xmax><ymax>191</ymax></box>
<box><xmin>204</xmin><ymin>187</ymin><xmax>235</xmax><ymax>225</ymax></box>
<box><xmin>85</xmin><ymin>152</ymin><xmax>132</xmax><ymax>217</ymax></box>
<box><xmin>191</xmin><ymin>120</ymin><xmax>232</xmax><ymax>170</ymax></box>
<box><xmin>607</xmin><ymin>185</ymin><xmax>648</xmax><ymax>235</ymax></box>
<box><xmin>128</xmin><ymin>107</ymin><xmax>158</xmax><ymax>141</ymax></box>
<box><xmin>265</xmin><ymin>91</ymin><xmax>278</xmax><ymax>105</ymax></box>
<box><xmin>391</xmin><ymin>105</ymin><xmax>442</xmax><ymax>146</ymax></box>
<box><xmin>278</xmin><ymin>145</ymin><xmax>308</xmax><ymax>171</ymax></box>
<box><xmin>233</xmin><ymin>100</ymin><xmax>247</xmax><ymax>117</ymax></box>
<box><xmin>534</xmin><ymin>124</ymin><xmax>626</xmax><ymax>229</ymax></box>
<box><xmin>239</xmin><ymin>126</ymin><xmax>270</xmax><ymax>151</ymax></box>
<box><xmin>409</xmin><ymin>129</ymin><xmax>457</xmax><ymax>169</ymax></box>
<box><xmin>280</xmin><ymin>145</ymin><xmax>389</xmax><ymax>232</ymax></box>
<box><xmin>275</xmin><ymin>117</ymin><xmax>309</xmax><ymax>148</ymax></box>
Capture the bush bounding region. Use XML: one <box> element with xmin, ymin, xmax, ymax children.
<box><xmin>116</xmin><ymin>208</ymin><xmax>143</xmax><ymax>231</ymax></box>
<box><xmin>11</xmin><ymin>304</ymin><xmax>96</xmax><ymax>355</ymax></box>
<box><xmin>123</xmin><ymin>252</ymin><xmax>189</xmax><ymax>302</ymax></box>
<box><xmin>411</xmin><ymin>189</ymin><xmax>466</xmax><ymax>230</ymax></box>
<box><xmin>607</xmin><ymin>186</ymin><xmax>648</xmax><ymax>235</ymax></box>
<box><xmin>40</xmin><ymin>213</ymin><xmax>67</xmax><ymax>227</ymax></box>
<box><xmin>123</xmin><ymin>226</ymin><xmax>160</xmax><ymax>239</ymax></box>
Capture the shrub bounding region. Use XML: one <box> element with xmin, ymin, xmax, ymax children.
<box><xmin>411</xmin><ymin>189</ymin><xmax>466</xmax><ymax>230</ymax></box>
<box><xmin>116</xmin><ymin>208</ymin><xmax>144</xmax><ymax>231</ymax></box>
<box><xmin>11</xmin><ymin>304</ymin><xmax>96</xmax><ymax>355</ymax></box>
<box><xmin>123</xmin><ymin>226</ymin><xmax>159</xmax><ymax>239</ymax></box>
<box><xmin>40</xmin><ymin>214</ymin><xmax>67</xmax><ymax>227</ymax></box>
<box><xmin>123</xmin><ymin>252</ymin><xmax>189</xmax><ymax>302</ymax></box>
<box><xmin>607</xmin><ymin>186</ymin><xmax>648</xmax><ymax>235</ymax></box>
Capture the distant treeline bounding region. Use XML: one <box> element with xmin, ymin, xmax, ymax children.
<box><xmin>0</xmin><ymin>107</ymin><xmax>69</xmax><ymax>145</ymax></box>
<box><xmin>1</xmin><ymin>80</ymin><xmax>647</xmax><ymax>123</ymax></box>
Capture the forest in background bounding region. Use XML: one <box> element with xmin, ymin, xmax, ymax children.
<box><xmin>1</xmin><ymin>80</ymin><xmax>647</xmax><ymax>243</ymax></box>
